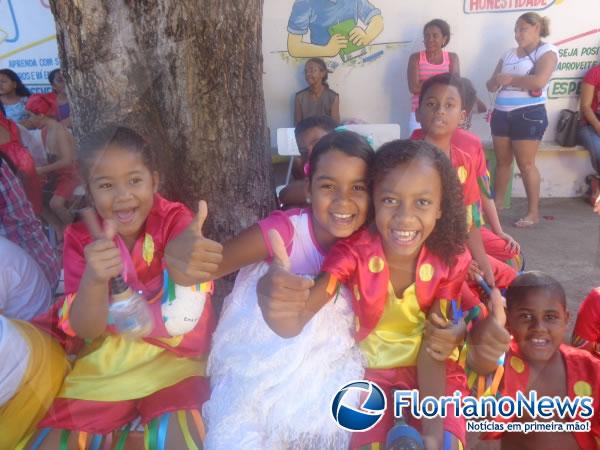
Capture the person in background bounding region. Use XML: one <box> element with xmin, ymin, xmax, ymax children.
<box><xmin>278</xmin><ymin>115</ymin><xmax>338</xmax><ymax>209</ymax></box>
<box><xmin>407</xmin><ymin>18</ymin><xmax>460</xmax><ymax>134</ymax></box>
<box><xmin>0</xmin><ymin>314</ymin><xmax>69</xmax><ymax>449</ymax></box>
<box><xmin>486</xmin><ymin>12</ymin><xmax>558</xmax><ymax>228</ymax></box>
<box><xmin>460</xmin><ymin>77</ymin><xmax>487</xmax><ymax>131</ymax></box>
<box><xmin>0</xmin><ymin>153</ymin><xmax>60</xmax><ymax>289</ymax></box>
<box><xmin>25</xmin><ymin>94</ymin><xmax>78</xmax><ymax>237</ymax></box>
<box><xmin>294</xmin><ymin>58</ymin><xmax>340</xmax><ymax>125</ymax></box>
<box><xmin>45</xmin><ymin>69</ymin><xmax>72</xmax><ymax>128</ymax></box>
<box><xmin>578</xmin><ymin>64</ymin><xmax>600</xmax><ymax>177</ymax></box>
<box><xmin>0</xmin><ymin>236</ymin><xmax>52</xmax><ymax>321</ymax></box>
<box><xmin>0</xmin><ymin>103</ymin><xmax>43</xmax><ymax>215</ymax></box>
<box><xmin>0</xmin><ymin>69</ymin><xmax>31</xmax><ymax>123</ymax></box>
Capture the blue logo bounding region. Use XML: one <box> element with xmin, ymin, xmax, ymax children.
<box><xmin>331</xmin><ymin>380</ymin><xmax>387</xmax><ymax>432</ymax></box>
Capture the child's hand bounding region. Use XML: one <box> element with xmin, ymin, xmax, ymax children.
<box><xmin>164</xmin><ymin>200</ymin><xmax>223</xmax><ymax>283</ymax></box>
<box><xmin>324</xmin><ymin>34</ymin><xmax>348</xmax><ymax>57</ymax></box>
<box><xmin>424</xmin><ymin>313</ymin><xmax>466</xmax><ymax>361</ymax></box>
<box><xmin>81</xmin><ymin>209</ymin><xmax>122</xmax><ymax>284</ymax></box>
<box><xmin>469</xmin><ymin>289</ymin><xmax>510</xmax><ymax>371</ymax></box>
<box><xmin>499</xmin><ymin>231</ymin><xmax>520</xmax><ymax>254</ymax></box>
<box><xmin>349</xmin><ymin>27</ymin><xmax>368</xmax><ymax>46</ymax></box>
<box><xmin>467</xmin><ymin>260</ymin><xmax>482</xmax><ymax>281</ymax></box>
<box><xmin>257</xmin><ymin>230</ymin><xmax>314</xmax><ymax>337</ymax></box>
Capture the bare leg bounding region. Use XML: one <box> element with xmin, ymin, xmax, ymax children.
<box><xmin>513</xmin><ymin>139</ymin><xmax>541</xmax><ymax>226</ymax></box>
<box><xmin>492</xmin><ymin>136</ymin><xmax>513</xmax><ymax>210</ymax></box>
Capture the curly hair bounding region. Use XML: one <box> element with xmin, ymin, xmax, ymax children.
<box><xmin>369</xmin><ymin>139</ymin><xmax>467</xmax><ymax>265</ymax></box>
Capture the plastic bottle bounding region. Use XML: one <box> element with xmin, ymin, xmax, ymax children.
<box><xmin>109</xmin><ymin>275</ymin><xmax>153</xmax><ymax>338</ymax></box>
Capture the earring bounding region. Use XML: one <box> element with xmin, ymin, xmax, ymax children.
<box><xmin>306</xmin><ymin>197</ymin><xmax>312</xmax><ymax>204</ymax></box>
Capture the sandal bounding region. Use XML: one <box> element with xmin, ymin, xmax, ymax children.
<box><xmin>514</xmin><ymin>218</ymin><xmax>538</xmax><ymax>228</ymax></box>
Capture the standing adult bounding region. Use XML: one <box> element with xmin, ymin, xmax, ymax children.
<box><xmin>578</xmin><ymin>64</ymin><xmax>600</xmax><ymax>174</ymax></box>
<box><xmin>407</xmin><ymin>19</ymin><xmax>460</xmax><ymax>135</ymax></box>
<box><xmin>486</xmin><ymin>13</ymin><xmax>558</xmax><ymax>228</ymax></box>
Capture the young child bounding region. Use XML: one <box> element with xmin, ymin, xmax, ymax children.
<box><xmin>412</xmin><ymin>76</ymin><xmax>522</xmax><ymax>270</ymax></box>
<box><xmin>28</xmin><ymin>126</ymin><xmax>220</xmax><ymax>449</ymax></box>
<box><xmin>572</xmin><ymin>287</ymin><xmax>600</xmax><ymax>358</ymax></box>
<box><xmin>0</xmin><ymin>68</ymin><xmax>30</xmax><ymax>123</ymax></box>
<box><xmin>459</xmin><ymin>77</ymin><xmax>487</xmax><ymax>131</ymax></box>
<box><xmin>260</xmin><ymin>140</ymin><xmax>478</xmax><ymax>450</ymax></box>
<box><xmin>407</xmin><ymin>19</ymin><xmax>460</xmax><ymax>134</ymax></box>
<box><xmin>483</xmin><ymin>272</ymin><xmax>600</xmax><ymax>450</ymax></box>
<box><xmin>411</xmin><ymin>73</ymin><xmax>517</xmax><ymax>305</ymax></box>
<box><xmin>294</xmin><ymin>58</ymin><xmax>340</xmax><ymax>125</ymax></box>
<box><xmin>204</xmin><ymin>131</ymin><xmax>372</xmax><ymax>450</ymax></box>
<box><xmin>25</xmin><ymin>94</ymin><xmax>78</xmax><ymax>236</ymax></box>
<box><xmin>0</xmin><ymin>314</ymin><xmax>69</xmax><ymax>449</ymax></box>
<box><xmin>279</xmin><ymin>115</ymin><xmax>338</xmax><ymax>208</ymax></box>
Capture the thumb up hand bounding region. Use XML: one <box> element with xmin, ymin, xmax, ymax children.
<box><xmin>257</xmin><ymin>229</ymin><xmax>314</xmax><ymax>337</ymax></box>
<box><xmin>164</xmin><ymin>200</ymin><xmax>223</xmax><ymax>283</ymax></box>
<box><xmin>81</xmin><ymin>208</ymin><xmax>123</xmax><ymax>283</ymax></box>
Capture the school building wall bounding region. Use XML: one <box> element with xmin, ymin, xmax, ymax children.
<box><xmin>2</xmin><ymin>0</ymin><xmax>599</xmax><ymax>197</ymax></box>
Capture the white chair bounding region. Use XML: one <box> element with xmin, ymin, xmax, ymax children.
<box><xmin>274</xmin><ymin>123</ymin><xmax>402</xmax><ymax>201</ymax></box>
<box><xmin>276</xmin><ymin>128</ymin><xmax>301</xmax><ymax>186</ymax></box>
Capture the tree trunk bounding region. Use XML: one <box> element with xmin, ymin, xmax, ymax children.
<box><xmin>49</xmin><ymin>0</ymin><xmax>273</xmax><ymax>241</ymax></box>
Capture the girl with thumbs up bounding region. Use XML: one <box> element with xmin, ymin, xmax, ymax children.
<box><xmin>203</xmin><ymin>130</ymin><xmax>374</xmax><ymax>450</ymax></box>
<box><xmin>28</xmin><ymin>126</ymin><xmax>218</xmax><ymax>450</ymax></box>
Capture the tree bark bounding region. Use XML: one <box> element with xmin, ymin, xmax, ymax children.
<box><xmin>49</xmin><ymin>0</ymin><xmax>273</xmax><ymax>245</ymax></box>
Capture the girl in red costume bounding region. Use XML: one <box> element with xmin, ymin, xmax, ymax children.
<box><xmin>0</xmin><ymin>103</ymin><xmax>42</xmax><ymax>214</ymax></box>
<box><xmin>259</xmin><ymin>140</ymin><xmax>508</xmax><ymax>450</ymax></box>
<box><xmin>28</xmin><ymin>126</ymin><xmax>223</xmax><ymax>450</ymax></box>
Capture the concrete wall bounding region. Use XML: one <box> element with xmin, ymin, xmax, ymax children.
<box><xmin>2</xmin><ymin>0</ymin><xmax>599</xmax><ymax>197</ymax></box>
<box><xmin>263</xmin><ymin>0</ymin><xmax>600</xmax><ymax>144</ymax></box>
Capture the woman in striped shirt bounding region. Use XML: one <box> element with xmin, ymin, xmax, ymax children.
<box><xmin>407</xmin><ymin>19</ymin><xmax>460</xmax><ymax>135</ymax></box>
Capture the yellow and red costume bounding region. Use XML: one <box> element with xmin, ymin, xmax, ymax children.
<box><xmin>482</xmin><ymin>341</ymin><xmax>600</xmax><ymax>450</ymax></box>
<box><xmin>572</xmin><ymin>288</ymin><xmax>600</xmax><ymax>359</ymax></box>
<box><xmin>0</xmin><ymin>318</ymin><xmax>69</xmax><ymax>449</ymax></box>
<box><xmin>321</xmin><ymin>228</ymin><xmax>471</xmax><ymax>449</ymax></box>
<box><xmin>33</xmin><ymin>194</ymin><xmax>215</xmax><ymax>442</ymax></box>
<box><xmin>410</xmin><ymin>130</ymin><xmax>517</xmax><ymax>300</ymax></box>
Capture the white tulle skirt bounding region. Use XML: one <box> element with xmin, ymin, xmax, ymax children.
<box><xmin>204</xmin><ymin>262</ymin><xmax>364</xmax><ymax>450</ymax></box>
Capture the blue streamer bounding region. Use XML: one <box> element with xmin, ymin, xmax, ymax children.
<box><xmin>29</xmin><ymin>428</ymin><xmax>52</xmax><ymax>450</ymax></box>
<box><xmin>157</xmin><ymin>412</ymin><xmax>171</xmax><ymax>450</ymax></box>
<box><xmin>90</xmin><ymin>434</ymin><xmax>103</xmax><ymax>450</ymax></box>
